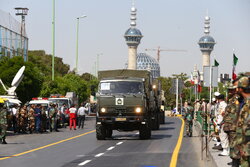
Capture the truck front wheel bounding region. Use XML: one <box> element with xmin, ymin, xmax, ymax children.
<box><xmin>96</xmin><ymin>124</ymin><xmax>106</xmax><ymax>140</ymax></box>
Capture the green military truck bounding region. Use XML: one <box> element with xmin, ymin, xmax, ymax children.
<box><xmin>96</xmin><ymin>69</ymin><xmax>161</xmax><ymax>140</ymax></box>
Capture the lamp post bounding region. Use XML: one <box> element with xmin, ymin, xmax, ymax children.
<box><xmin>75</xmin><ymin>15</ymin><xmax>87</xmax><ymax>74</ymax></box>
<box><xmin>52</xmin><ymin>0</ymin><xmax>55</xmax><ymax>81</ymax></box>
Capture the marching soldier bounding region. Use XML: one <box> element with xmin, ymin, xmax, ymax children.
<box><xmin>223</xmin><ymin>79</ymin><xmax>242</xmax><ymax>167</ymax></box>
<box><xmin>0</xmin><ymin>98</ymin><xmax>8</xmax><ymax>144</ymax></box>
<box><xmin>28</xmin><ymin>104</ymin><xmax>35</xmax><ymax>134</ymax></box>
<box><xmin>235</xmin><ymin>76</ymin><xmax>250</xmax><ymax>167</ymax></box>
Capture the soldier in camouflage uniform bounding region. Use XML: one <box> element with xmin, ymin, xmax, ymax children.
<box><xmin>223</xmin><ymin>80</ymin><xmax>242</xmax><ymax>167</ymax></box>
<box><xmin>235</xmin><ymin>76</ymin><xmax>250</xmax><ymax>167</ymax></box>
<box><xmin>49</xmin><ymin>103</ymin><xmax>59</xmax><ymax>132</ymax></box>
<box><xmin>17</xmin><ymin>105</ymin><xmax>28</xmax><ymax>133</ymax></box>
<box><xmin>0</xmin><ymin>98</ymin><xmax>8</xmax><ymax>144</ymax></box>
<box><xmin>28</xmin><ymin>104</ymin><xmax>35</xmax><ymax>134</ymax></box>
<box><xmin>184</xmin><ymin>102</ymin><xmax>194</xmax><ymax>137</ymax></box>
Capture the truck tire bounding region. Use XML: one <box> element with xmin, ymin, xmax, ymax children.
<box><xmin>106</xmin><ymin>129</ymin><xmax>113</xmax><ymax>138</ymax></box>
<box><xmin>139</xmin><ymin>124</ymin><xmax>151</xmax><ymax>140</ymax></box>
<box><xmin>96</xmin><ymin>124</ymin><xmax>106</xmax><ymax>140</ymax></box>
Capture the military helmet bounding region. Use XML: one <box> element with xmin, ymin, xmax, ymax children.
<box><xmin>238</xmin><ymin>76</ymin><xmax>250</xmax><ymax>89</ymax></box>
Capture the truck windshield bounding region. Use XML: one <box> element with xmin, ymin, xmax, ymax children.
<box><xmin>100</xmin><ymin>81</ymin><xmax>143</xmax><ymax>94</ymax></box>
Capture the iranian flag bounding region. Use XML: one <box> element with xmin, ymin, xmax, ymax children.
<box><xmin>232</xmin><ymin>53</ymin><xmax>238</xmax><ymax>80</ymax></box>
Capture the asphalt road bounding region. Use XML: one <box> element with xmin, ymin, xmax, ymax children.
<box><xmin>0</xmin><ymin>117</ymin><xmax>212</xmax><ymax>167</ymax></box>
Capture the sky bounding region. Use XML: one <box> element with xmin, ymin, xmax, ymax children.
<box><xmin>0</xmin><ymin>0</ymin><xmax>249</xmax><ymax>77</ymax></box>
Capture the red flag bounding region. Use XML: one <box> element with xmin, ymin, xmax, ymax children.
<box><xmin>232</xmin><ymin>54</ymin><xmax>238</xmax><ymax>80</ymax></box>
<box><xmin>198</xmin><ymin>84</ymin><xmax>202</xmax><ymax>93</ymax></box>
<box><xmin>232</xmin><ymin>66</ymin><xmax>237</xmax><ymax>80</ymax></box>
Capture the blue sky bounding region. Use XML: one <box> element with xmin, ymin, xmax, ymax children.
<box><xmin>1</xmin><ymin>0</ymin><xmax>249</xmax><ymax>77</ymax></box>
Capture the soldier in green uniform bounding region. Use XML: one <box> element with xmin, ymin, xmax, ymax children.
<box><xmin>184</xmin><ymin>102</ymin><xmax>194</xmax><ymax>137</ymax></box>
<box><xmin>223</xmin><ymin>80</ymin><xmax>242</xmax><ymax>167</ymax></box>
<box><xmin>0</xmin><ymin>98</ymin><xmax>8</xmax><ymax>144</ymax></box>
<box><xmin>235</xmin><ymin>76</ymin><xmax>250</xmax><ymax>167</ymax></box>
<box><xmin>41</xmin><ymin>106</ymin><xmax>47</xmax><ymax>132</ymax></box>
<box><xmin>49</xmin><ymin>103</ymin><xmax>59</xmax><ymax>132</ymax></box>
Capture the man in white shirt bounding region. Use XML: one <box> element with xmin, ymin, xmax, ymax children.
<box><xmin>77</xmin><ymin>103</ymin><xmax>87</xmax><ymax>129</ymax></box>
<box><xmin>216</xmin><ymin>94</ymin><xmax>229</xmax><ymax>156</ymax></box>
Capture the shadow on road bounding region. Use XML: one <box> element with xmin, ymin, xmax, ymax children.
<box><xmin>159</xmin><ymin>127</ymin><xmax>175</xmax><ymax>131</ymax></box>
<box><xmin>164</xmin><ymin>122</ymin><xmax>175</xmax><ymax>125</ymax></box>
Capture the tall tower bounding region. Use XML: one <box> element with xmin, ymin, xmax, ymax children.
<box><xmin>124</xmin><ymin>1</ymin><xmax>143</xmax><ymax>70</ymax></box>
<box><xmin>198</xmin><ymin>16</ymin><xmax>216</xmax><ymax>68</ymax></box>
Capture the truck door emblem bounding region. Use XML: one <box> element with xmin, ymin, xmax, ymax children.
<box><xmin>116</xmin><ymin>98</ymin><xmax>124</xmax><ymax>105</ymax></box>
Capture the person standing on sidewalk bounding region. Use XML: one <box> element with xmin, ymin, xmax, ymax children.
<box><xmin>217</xmin><ymin>94</ymin><xmax>229</xmax><ymax>156</ymax></box>
<box><xmin>28</xmin><ymin>104</ymin><xmax>35</xmax><ymax>134</ymax></box>
<box><xmin>69</xmin><ymin>104</ymin><xmax>77</xmax><ymax>130</ymax></box>
<box><xmin>235</xmin><ymin>76</ymin><xmax>250</xmax><ymax>167</ymax></box>
<box><xmin>77</xmin><ymin>103</ymin><xmax>87</xmax><ymax>129</ymax></box>
<box><xmin>0</xmin><ymin>98</ymin><xmax>8</xmax><ymax>144</ymax></box>
<box><xmin>60</xmin><ymin>103</ymin><xmax>67</xmax><ymax>128</ymax></box>
<box><xmin>223</xmin><ymin>79</ymin><xmax>242</xmax><ymax>167</ymax></box>
<box><xmin>49</xmin><ymin>103</ymin><xmax>59</xmax><ymax>132</ymax></box>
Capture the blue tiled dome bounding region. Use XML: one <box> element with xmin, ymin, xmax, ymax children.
<box><xmin>124</xmin><ymin>28</ymin><xmax>142</xmax><ymax>36</ymax></box>
<box><xmin>137</xmin><ymin>53</ymin><xmax>160</xmax><ymax>78</ymax></box>
<box><xmin>198</xmin><ymin>35</ymin><xmax>215</xmax><ymax>43</ymax></box>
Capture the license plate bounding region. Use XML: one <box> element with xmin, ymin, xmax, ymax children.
<box><xmin>115</xmin><ymin>118</ymin><xmax>126</xmax><ymax>121</ymax></box>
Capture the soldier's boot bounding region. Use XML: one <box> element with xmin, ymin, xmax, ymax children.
<box><xmin>232</xmin><ymin>158</ymin><xmax>240</xmax><ymax>167</ymax></box>
<box><xmin>2</xmin><ymin>137</ymin><xmax>7</xmax><ymax>144</ymax></box>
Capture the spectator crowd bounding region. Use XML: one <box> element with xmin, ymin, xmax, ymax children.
<box><xmin>192</xmin><ymin>76</ymin><xmax>250</xmax><ymax>167</ymax></box>
<box><xmin>4</xmin><ymin>102</ymin><xmax>88</xmax><ymax>135</ymax></box>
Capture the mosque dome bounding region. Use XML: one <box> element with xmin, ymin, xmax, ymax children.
<box><xmin>136</xmin><ymin>53</ymin><xmax>160</xmax><ymax>78</ymax></box>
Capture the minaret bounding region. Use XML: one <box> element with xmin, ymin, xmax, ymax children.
<box><xmin>124</xmin><ymin>1</ymin><xmax>143</xmax><ymax>70</ymax></box>
<box><xmin>198</xmin><ymin>16</ymin><xmax>216</xmax><ymax>68</ymax></box>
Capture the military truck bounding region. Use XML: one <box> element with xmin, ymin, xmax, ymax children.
<box><xmin>96</xmin><ymin>69</ymin><xmax>161</xmax><ymax>140</ymax></box>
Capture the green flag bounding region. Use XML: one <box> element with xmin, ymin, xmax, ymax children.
<box><xmin>233</xmin><ymin>54</ymin><xmax>238</xmax><ymax>66</ymax></box>
<box><xmin>214</xmin><ymin>59</ymin><xmax>219</xmax><ymax>66</ymax></box>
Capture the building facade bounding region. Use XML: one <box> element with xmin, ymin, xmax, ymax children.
<box><xmin>0</xmin><ymin>10</ymin><xmax>28</xmax><ymax>61</ymax></box>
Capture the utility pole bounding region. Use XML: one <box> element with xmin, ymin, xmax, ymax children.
<box><xmin>52</xmin><ymin>0</ymin><xmax>55</xmax><ymax>81</ymax></box>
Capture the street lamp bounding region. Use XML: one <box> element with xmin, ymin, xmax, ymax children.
<box><xmin>75</xmin><ymin>15</ymin><xmax>87</xmax><ymax>74</ymax></box>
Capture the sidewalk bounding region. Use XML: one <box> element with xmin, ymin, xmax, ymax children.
<box><xmin>194</xmin><ymin>120</ymin><xmax>231</xmax><ymax>167</ymax></box>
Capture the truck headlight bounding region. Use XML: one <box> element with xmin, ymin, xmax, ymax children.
<box><xmin>135</xmin><ymin>107</ymin><xmax>142</xmax><ymax>113</ymax></box>
<box><xmin>101</xmin><ymin>108</ymin><xmax>106</xmax><ymax>113</ymax></box>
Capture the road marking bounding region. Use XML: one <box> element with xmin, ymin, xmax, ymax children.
<box><xmin>78</xmin><ymin>160</ymin><xmax>92</xmax><ymax>166</ymax></box>
<box><xmin>107</xmin><ymin>146</ymin><xmax>115</xmax><ymax>151</ymax></box>
<box><xmin>169</xmin><ymin>117</ymin><xmax>185</xmax><ymax>167</ymax></box>
<box><xmin>116</xmin><ymin>142</ymin><xmax>123</xmax><ymax>145</ymax></box>
<box><xmin>0</xmin><ymin>130</ymin><xmax>96</xmax><ymax>161</ymax></box>
<box><xmin>95</xmin><ymin>153</ymin><xmax>104</xmax><ymax>157</ymax></box>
